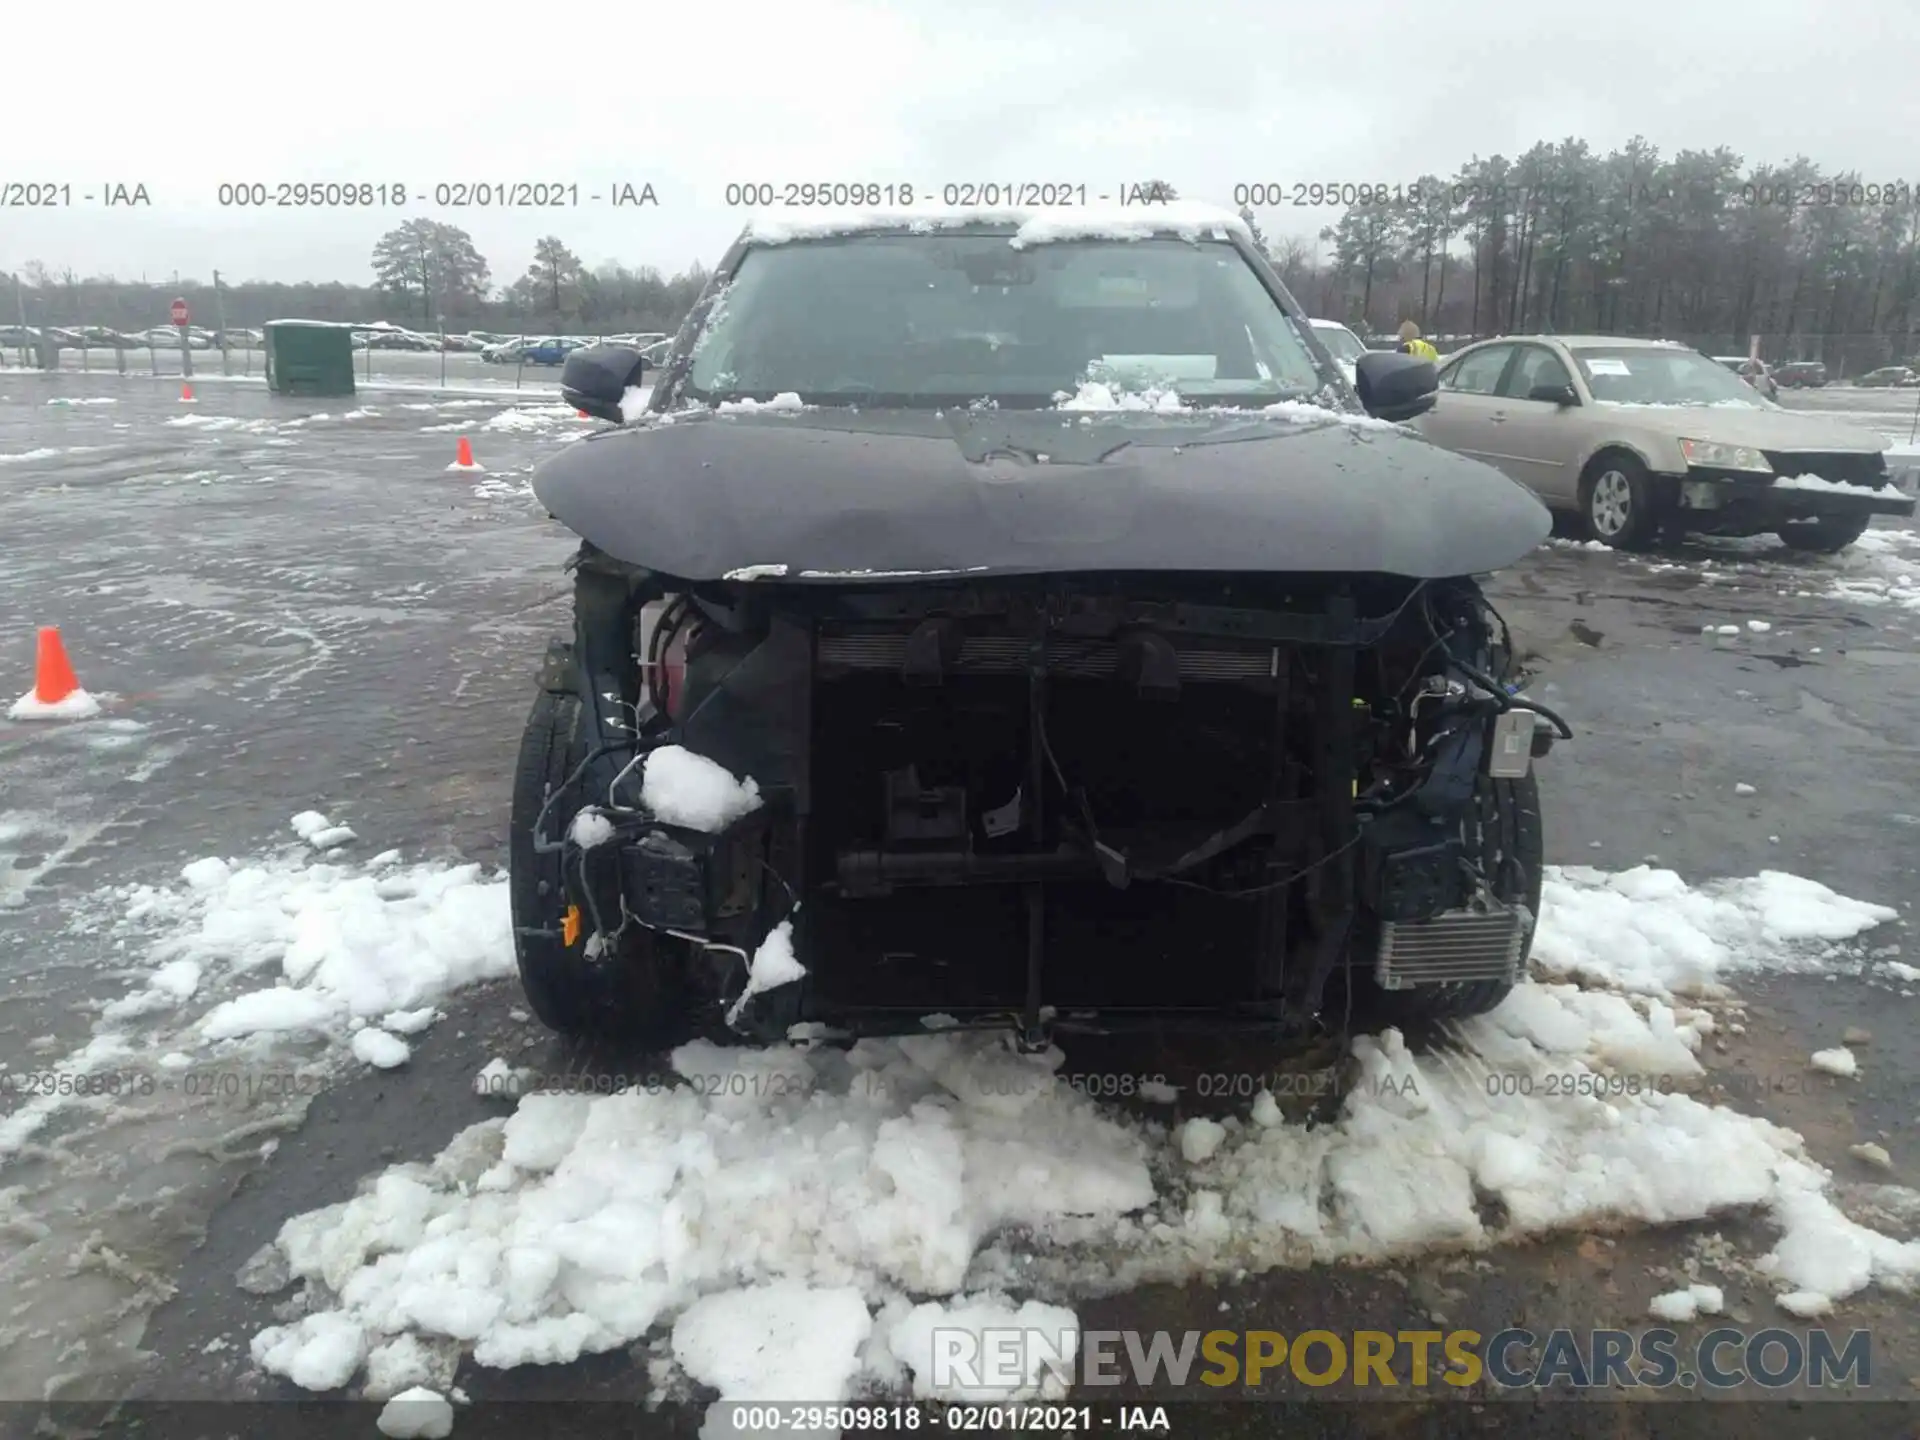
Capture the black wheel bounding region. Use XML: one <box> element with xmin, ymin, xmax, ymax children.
<box><xmin>508</xmin><ymin>670</ymin><xmax>686</xmax><ymax>1040</ymax></box>
<box><xmin>1579</xmin><ymin>452</ymin><xmax>1663</xmax><ymax>550</ymax></box>
<box><xmin>1776</xmin><ymin>514</ymin><xmax>1871</xmax><ymax>554</ymax></box>
<box><xmin>1356</xmin><ymin>768</ymin><xmax>1544</xmax><ymax>1026</ymax></box>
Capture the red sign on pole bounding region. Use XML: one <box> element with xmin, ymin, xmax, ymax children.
<box><xmin>170</xmin><ymin>298</ymin><xmax>189</xmax><ymax>326</ymax></box>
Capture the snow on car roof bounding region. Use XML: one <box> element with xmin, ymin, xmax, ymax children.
<box><xmin>742</xmin><ymin>201</ymin><xmax>1250</xmax><ymax>249</ymax></box>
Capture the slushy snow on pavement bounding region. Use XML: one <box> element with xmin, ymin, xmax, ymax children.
<box><xmin>0</xmin><ymin>816</ymin><xmax>512</xmax><ymax>1158</ymax></box>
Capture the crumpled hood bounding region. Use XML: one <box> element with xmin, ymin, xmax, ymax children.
<box><xmin>532</xmin><ymin>404</ymin><xmax>1552</xmax><ymax>582</ymax></box>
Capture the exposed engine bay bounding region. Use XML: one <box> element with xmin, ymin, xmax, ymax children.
<box><xmin>522</xmin><ymin>544</ymin><xmax>1570</xmax><ymax>1044</ymax></box>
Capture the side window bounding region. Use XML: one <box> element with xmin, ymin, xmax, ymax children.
<box><xmin>1442</xmin><ymin>344</ymin><xmax>1514</xmax><ymax>395</ymax></box>
<box><xmin>1500</xmin><ymin>345</ymin><xmax>1574</xmax><ymax>400</ymax></box>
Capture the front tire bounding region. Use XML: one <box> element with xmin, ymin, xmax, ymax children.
<box><xmin>1356</xmin><ymin>769</ymin><xmax>1544</xmax><ymax>1026</ymax></box>
<box><xmin>508</xmin><ymin>669</ymin><xmax>686</xmax><ymax>1041</ymax></box>
<box><xmin>1776</xmin><ymin>514</ymin><xmax>1871</xmax><ymax>554</ymax></box>
<box><xmin>1580</xmin><ymin>453</ymin><xmax>1664</xmax><ymax>550</ymax></box>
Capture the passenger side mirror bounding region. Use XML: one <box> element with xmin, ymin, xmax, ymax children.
<box><xmin>561</xmin><ymin>343</ymin><xmax>645</xmax><ymax>423</ymax></box>
<box><xmin>1354</xmin><ymin>350</ymin><xmax>1438</xmax><ymax>422</ymax></box>
<box><xmin>1527</xmin><ymin>382</ymin><xmax>1579</xmax><ymax>406</ymax></box>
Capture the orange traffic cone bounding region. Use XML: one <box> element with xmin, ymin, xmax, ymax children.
<box><xmin>454</xmin><ymin>436</ymin><xmax>476</xmax><ymax>467</ymax></box>
<box><xmin>179</xmin><ymin>383</ymin><xmax>195</xmax><ymax>402</ymax></box>
<box><xmin>32</xmin><ymin>627</ymin><xmax>82</xmax><ymax>704</ymax></box>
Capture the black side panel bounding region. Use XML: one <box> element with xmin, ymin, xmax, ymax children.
<box><xmin>678</xmin><ymin>616</ymin><xmax>813</xmax><ymax>805</ymax></box>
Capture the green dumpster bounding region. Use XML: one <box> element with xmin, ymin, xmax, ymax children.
<box><xmin>263</xmin><ymin>320</ymin><xmax>356</xmax><ymax>397</ymax></box>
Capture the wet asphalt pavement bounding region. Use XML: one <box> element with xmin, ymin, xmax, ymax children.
<box><xmin>2</xmin><ymin>370</ymin><xmax>1919</xmax><ymax>1437</ymax></box>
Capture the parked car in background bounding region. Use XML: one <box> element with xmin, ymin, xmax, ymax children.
<box><xmin>638</xmin><ymin>337</ymin><xmax>674</xmax><ymax>368</ymax></box>
<box><xmin>1773</xmin><ymin>360</ymin><xmax>1827</xmax><ymax>388</ymax></box>
<box><xmin>441</xmin><ymin>333</ymin><xmax>490</xmax><ymax>353</ymax></box>
<box><xmin>518</xmin><ymin>336</ymin><xmax>583</xmax><ymax>362</ymax></box>
<box><xmin>1856</xmin><ymin>365</ymin><xmax>1918</xmax><ymax>388</ymax></box>
<box><xmin>485</xmin><ymin>336</ymin><xmax>573</xmax><ymax>365</ymax></box>
<box><xmin>364</xmin><ymin>328</ymin><xmax>439</xmax><ymax>352</ymax></box>
<box><xmin>1415</xmin><ymin>334</ymin><xmax>1911</xmax><ymax>553</ymax></box>
<box><xmin>1712</xmin><ymin>356</ymin><xmax>1779</xmax><ymax>400</ymax></box>
<box><xmin>137</xmin><ymin>326</ymin><xmax>213</xmax><ymax>349</ymax></box>
<box><xmin>1307</xmin><ymin>318</ymin><xmax>1366</xmax><ymax>385</ymax></box>
<box><xmin>73</xmin><ymin>325</ymin><xmax>142</xmax><ymax>348</ymax></box>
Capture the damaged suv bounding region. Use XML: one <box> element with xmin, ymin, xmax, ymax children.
<box><xmin>509</xmin><ymin>203</ymin><xmax>1571</xmax><ymax>1047</ymax></box>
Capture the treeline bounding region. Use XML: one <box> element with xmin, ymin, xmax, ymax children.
<box><xmin>1256</xmin><ymin>138</ymin><xmax>1920</xmax><ymax>369</ymax></box>
<box><xmin>4</xmin><ymin>218</ymin><xmax>712</xmax><ymax>338</ymax></box>
<box><xmin>9</xmin><ymin>140</ymin><xmax>1920</xmax><ymax>372</ymax></box>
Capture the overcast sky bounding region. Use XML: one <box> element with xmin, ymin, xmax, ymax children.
<box><xmin>7</xmin><ymin>0</ymin><xmax>1915</xmax><ymax>289</ymax></box>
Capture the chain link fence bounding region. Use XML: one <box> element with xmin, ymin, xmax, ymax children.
<box><xmin>0</xmin><ymin>323</ymin><xmax>582</xmax><ymax>394</ymax></box>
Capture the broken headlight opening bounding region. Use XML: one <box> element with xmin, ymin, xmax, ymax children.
<box><xmin>520</xmin><ymin>553</ymin><xmax>1574</xmax><ymax>1048</ymax></box>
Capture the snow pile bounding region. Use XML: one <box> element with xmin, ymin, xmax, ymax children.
<box><xmin>1258</xmin><ymin>398</ymin><xmax>1401</xmax><ymax>431</ymax></box>
<box><xmin>227</xmin><ymin>860</ymin><xmax>1914</xmax><ymax>1413</ymax></box>
<box><xmin>567</xmin><ymin>809</ymin><xmax>617</xmax><ymax>850</ymax></box>
<box><xmin>292</xmin><ymin>810</ymin><xmax>357</xmax><ymax>851</ymax></box>
<box><xmin>244</xmin><ymin>957</ymin><xmax>1920</xmax><ymax>1410</ymax></box>
<box><xmin>1773</xmin><ymin>473</ymin><xmax>1889</xmax><ymax>497</ymax></box>
<box><xmin>618</xmin><ymin>385</ymin><xmax>651</xmax><ymax>423</ymax></box>
<box><xmin>672</xmin><ymin>1283</ymin><xmax>872</xmax><ymax>1407</ymax></box>
<box><xmin>1819</xmin><ymin>527</ymin><xmax>1920</xmax><ymax>611</ymax></box>
<box><xmin>78</xmin><ymin>836</ymin><xmax>512</xmax><ymax>1057</ymax></box>
<box><xmin>1012</xmin><ymin>202</ymin><xmax>1245</xmax><ymax>248</ymax></box>
<box><xmin>353</xmin><ymin>1027</ymin><xmax>412</xmax><ymax>1070</ymax></box>
<box><xmin>482</xmin><ymin>404</ymin><xmax>582</xmax><ymax>433</ymax></box>
<box><xmin>1531</xmin><ymin>865</ymin><xmax>1899</xmax><ymax>997</ymax></box>
<box><xmin>715</xmin><ymin>392</ymin><xmax>805</xmax><ymax>414</ymax></box>
<box><xmin>1054</xmin><ymin>382</ymin><xmax>1186</xmax><ymax>413</ymax></box>
<box><xmin>1809</xmin><ymin>1047</ymin><xmax>1858</xmax><ymax>1077</ymax></box>
<box><xmin>744</xmin><ymin>201</ymin><xmax>1247</xmax><ymax>250</ymax></box>
<box><xmin>724</xmin><ymin>919</ymin><xmax>807</xmax><ymax>1026</ymax></box>
<box><xmin>8</xmin><ymin>687</ymin><xmax>103</xmax><ymax>721</ymax></box>
<box><xmin>0</xmin><ymin>447</ymin><xmax>62</xmax><ymax>464</ymax></box>
<box><xmin>1649</xmin><ymin>1283</ymin><xmax>1724</xmax><ymax>1321</ymax></box>
<box><xmin>376</xmin><ymin>1387</ymin><xmax>454</xmax><ymax>1438</ymax></box>
<box><xmin>640</xmin><ymin>746</ymin><xmax>763</xmax><ymax>831</ymax></box>
<box><xmin>249</xmin><ymin>1030</ymin><xmax>1149</xmax><ymax>1398</ymax></box>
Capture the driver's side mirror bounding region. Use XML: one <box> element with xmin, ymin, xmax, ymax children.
<box><xmin>561</xmin><ymin>343</ymin><xmax>645</xmax><ymax>423</ymax></box>
<box><xmin>1354</xmin><ymin>350</ymin><xmax>1438</xmax><ymax>422</ymax></box>
<box><xmin>1528</xmin><ymin>382</ymin><xmax>1579</xmax><ymax>406</ymax></box>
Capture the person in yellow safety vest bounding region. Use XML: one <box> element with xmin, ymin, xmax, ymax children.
<box><xmin>1398</xmin><ymin>320</ymin><xmax>1439</xmax><ymax>362</ymax></box>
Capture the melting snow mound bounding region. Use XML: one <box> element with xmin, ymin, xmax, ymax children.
<box><xmin>238</xmin><ymin>861</ymin><xmax>1912</xmax><ymax>1417</ymax></box>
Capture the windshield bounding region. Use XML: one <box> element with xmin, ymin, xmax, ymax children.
<box><xmin>1312</xmin><ymin>324</ymin><xmax>1366</xmax><ymax>362</ymax></box>
<box><xmin>1569</xmin><ymin>346</ymin><xmax>1770</xmax><ymax>408</ymax></box>
<box><xmin>682</xmin><ymin>233</ymin><xmax>1329</xmax><ymax>409</ymax></box>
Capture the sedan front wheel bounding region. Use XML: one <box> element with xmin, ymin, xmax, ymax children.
<box><xmin>1581</xmin><ymin>454</ymin><xmax>1663</xmax><ymax>550</ymax></box>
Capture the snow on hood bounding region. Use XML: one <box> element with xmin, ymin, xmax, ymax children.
<box><xmin>743</xmin><ymin>202</ymin><xmax>1249</xmax><ymax>249</ymax></box>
